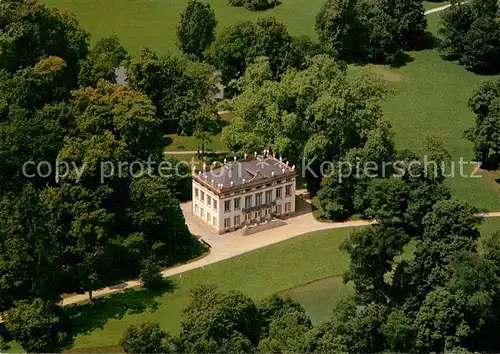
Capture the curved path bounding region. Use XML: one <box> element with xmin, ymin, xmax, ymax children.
<box><xmin>59</xmin><ymin>201</ymin><xmax>500</xmax><ymax>306</ymax></box>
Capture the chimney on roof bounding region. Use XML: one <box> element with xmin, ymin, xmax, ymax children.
<box><xmin>244</xmin><ymin>153</ymin><xmax>247</xmax><ymax>159</ymax></box>
<box><xmin>224</xmin><ymin>158</ymin><xmax>227</xmax><ymax>164</ymax></box>
<box><xmin>230</xmin><ymin>181</ymin><xmax>233</xmax><ymax>187</ymax></box>
<box><xmin>282</xmin><ymin>168</ymin><xmax>285</xmax><ymax>174</ymax></box>
<box><xmin>271</xmin><ymin>171</ymin><xmax>275</xmax><ymax>177</ymax></box>
<box><xmin>234</xmin><ymin>156</ymin><xmax>237</xmax><ymax>161</ymax></box>
<box><xmin>203</xmin><ymin>163</ymin><xmax>206</xmax><ymax>172</ymax></box>
<box><xmin>213</xmin><ymin>161</ymin><xmax>216</xmax><ymax>167</ymax></box>
<box><xmin>286</xmin><ymin>161</ymin><xmax>289</xmax><ymax>166</ymax></box>
<box><xmin>292</xmin><ymin>165</ymin><xmax>295</xmax><ymax>171</ymax></box>
<box><xmin>254</xmin><ymin>152</ymin><xmax>257</xmax><ymax>157</ymax></box>
<box><xmin>279</xmin><ymin>156</ymin><xmax>282</xmax><ymax>162</ymax></box>
<box><xmin>242</xmin><ymin>178</ymin><xmax>246</xmax><ymax>184</ymax></box>
<box><xmin>211</xmin><ymin>179</ymin><xmax>214</xmax><ymax>184</ymax></box>
<box><xmin>204</xmin><ymin>175</ymin><xmax>208</xmax><ymax>180</ymax></box>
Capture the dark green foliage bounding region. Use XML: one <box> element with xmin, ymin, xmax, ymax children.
<box><xmin>4</xmin><ymin>299</ymin><xmax>66</xmax><ymax>353</ymax></box>
<box><xmin>465</xmin><ymin>78</ymin><xmax>500</xmax><ymax>166</ymax></box>
<box><xmin>78</xmin><ymin>35</ymin><xmax>129</xmax><ymax>86</ymax></box>
<box><xmin>228</xmin><ymin>0</ymin><xmax>280</xmax><ymax>11</ymax></box>
<box><xmin>139</xmin><ymin>258</ymin><xmax>164</xmax><ymax>290</ymax></box>
<box><xmin>126</xmin><ymin>49</ymin><xmax>219</xmax><ymax>134</ymax></box>
<box><xmin>0</xmin><ymin>0</ymin><xmax>89</xmax><ymax>82</ymax></box>
<box><xmin>439</xmin><ymin>0</ymin><xmax>500</xmax><ymax>73</ymax></box>
<box><xmin>381</xmin><ymin>309</ymin><xmax>416</xmax><ymax>352</ymax></box>
<box><xmin>178</xmin><ymin>285</ymin><xmax>261</xmax><ymax>352</ymax></box>
<box><xmin>209</xmin><ymin>17</ymin><xmax>306</xmax><ymax>87</ymax></box>
<box><xmin>342</xmin><ymin>226</ymin><xmax>409</xmax><ymax>303</ymax></box>
<box><xmin>314</xmin><ymin>297</ymin><xmax>388</xmax><ymax>352</ymax></box>
<box><xmin>315</xmin><ymin>0</ymin><xmax>427</xmax><ymax>64</ymax></box>
<box><xmin>120</xmin><ymin>322</ymin><xmax>174</xmax><ymax>353</ymax></box>
<box><xmin>176</xmin><ymin>0</ymin><xmax>217</xmax><ymax>60</ymax></box>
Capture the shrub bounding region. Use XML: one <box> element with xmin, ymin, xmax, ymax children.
<box><xmin>120</xmin><ymin>322</ymin><xmax>174</xmax><ymax>353</ymax></box>
<box><xmin>228</xmin><ymin>0</ymin><xmax>280</xmax><ymax>11</ymax></box>
<box><xmin>4</xmin><ymin>299</ymin><xmax>66</xmax><ymax>353</ymax></box>
<box><xmin>140</xmin><ymin>258</ymin><xmax>164</xmax><ymax>290</ymax></box>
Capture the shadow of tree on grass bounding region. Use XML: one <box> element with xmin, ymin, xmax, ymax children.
<box><xmin>62</xmin><ymin>279</ymin><xmax>176</xmax><ymax>350</ymax></box>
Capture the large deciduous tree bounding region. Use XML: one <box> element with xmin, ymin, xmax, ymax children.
<box><xmin>4</xmin><ymin>298</ymin><xmax>66</xmax><ymax>353</ymax></box>
<box><xmin>0</xmin><ymin>0</ymin><xmax>89</xmax><ymax>82</ymax></box>
<box><xmin>176</xmin><ymin>0</ymin><xmax>217</xmax><ymax>60</ymax></box>
<box><xmin>439</xmin><ymin>0</ymin><xmax>500</xmax><ymax>73</ymax></box>
<box><xmin>464</xmin><ymin>78</ymin><xmax>500</xmax><ymax>167</ymax></box>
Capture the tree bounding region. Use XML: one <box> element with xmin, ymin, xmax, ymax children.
<box><xmin>0</xmin><ymin>0</ymin><xmax>89</xmax><ymax>82</ymax></box>
<box><xmin>139</xmin><ymin>258</ymin><xmax>164</xmax><ymax>290</ymax></box>
<box><xmin>461</xmin><ymin>17</ymin><xmax>500</xmax><ymax>73</ymax></box>
<box><xmin>413</xmin><ymin>288</ymin><xmax>469</xmax><ymax>352</ymax></box>
<box><xmin>465</xmin><ymin>78</ymin><xmax>500</xmax><ymax>166</ymax></box>
<box><xmin>178</xmin><ymin>285</ymin><xmax>261</xmax><ymax>352</ymax></box>
<box><xmin>209</xmin><ymin>21</ymin><xmax>258</xmax><ymax>86</ymax></box>
<box><xmin>4</xmin><ymin>298</ymin><xmax>66</xmax><ymax>353</ymax></box>
<box><xmin>176</xmin><ymin>0</ymin><xmax>217</xmax><ymax>60</ymax></box>
<box><xmin>392</xmin><ymin>0</ymin><xmax>427</xmax><ymax>49</ymax></box>
<box><xmin>258</xmin><ymin>310</ymin><xmax>315</xmax><ymax>353</ymax></box>
<box><xmin>439</xmin><ymin>0</ymin><xmax>500</xmax><ymax>73</ymax></box>
<box><xmin>127</xmin><ymin>49</ymin><xmax>217</xmax><ymax>134</ymax></box>
<box><xmin>78</xmin><ymin>35</ymin><xmax>129</xmax><ymax>86</ymax></box>
<box><xmin>381</xmin><ymin>309</ymin><xmax>416</xmax><ymax>352</ymax></box>
<box><xmin>0</xmin><ymin>185</ymin><xmax>62</xmax><ymax>311</ymax></box>
<box><xmin>120</xmin><ymin>322</ymin><xmax>174</xmax><ymax>353</ymax></box>
<box><xmin>342</xmin><ymin>226</ymin><xmax>409</xmax><ymax>304</ymax></box>
<box><xmin>315</xmin><ymin>0</ymin><xmax>360</xmax><ymax>60</ymax></box>
<box><xmin>222</xmin><ymin>54</ymin><xmax>385</xmax><ymax>196</ymax></box>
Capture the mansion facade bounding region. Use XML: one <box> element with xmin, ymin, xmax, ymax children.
<box><xmin>192</xmin><ymin>154</ymin><xmax>297</xmax><ymax>234</ymax></box>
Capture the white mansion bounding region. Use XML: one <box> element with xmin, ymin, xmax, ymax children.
<box><xmin>192</xmin><ymin>154</ymin><xmax>297</xmax><ymax>234</ymax></box>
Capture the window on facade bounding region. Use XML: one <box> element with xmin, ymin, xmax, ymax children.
<box><xmin>234</xmin><ymin>215</ymin><xmax>240</xmax><ymax>226</ymax></box>
<box><xmin>265</xmin><ymin>208</ymin><xmax>270</xmax><ymax>216</ymax></box>
<box><xmin>207</xmin><ymin>212</ymin><xmax>211</xmax><ymax>222</ymax></box>
<box><xmin>276</xmin><ymin>187</ymin><xmax>282</xmax><ymax>199</ymax></box>
<box><xmin>256</xmin><ymin>210</ymin><xmax>261</xmax><ymax>218</ymax></box>
<box><xmin>285</xmin><ymin>185</ymin><xmax>292</xmax><ymax>197</ymax></box>
<box><xmin>213</xmin><ymin>216</ymin><xmax>217</xmax><ymax>226</ymax></box>
<box><xmin>245</xmin><ymin>196</ymin><xmax>252</xmax><ymax>209</ymax></box>
<box><xmin>285</xmin><ymin>202</ymin><xmax>291</xmax><ymax>212</ymax></box>
<box><xmin>195</xmin><ymin>188</ymin><xmax>199</xmax><ymax>199</ymax></box>
<box><xmin>207</xmin><ymin>195</ymin><xmax>211</xmax><ymax>206</ymax></box>
<box><xmin>195</xmin><ymin>204</ymin><xmax>199</xmax><ymax>215</ymax></box>
<box><xmin>276</xmin><ymin>204</ymin><xmax>282</xmax><ymax>214</ymax></box>
<box><xmin>213</xmin><ymin>200</ymin><xmax>217</xmax><ymax>210</ymax></box>
<box><xmin>200</xmin><ymin>191</ymin><xmax>205</xmax><ymax>202</ymax></box>
<box><xmin>265</xmin><ymin>190</ymin><xmax>272</xmax><ymax>204</ymax></box>
<box><xmin>201</xmin><ymin>208</ymin><xmax>205</xmax><ymax>218</ymax></box>
<box><xmin>224</xmin><ymin>218</ymin><xmax>230</xmax><ymax>229</ymax></box>
<box><xmin>256</xmin><ymin>193</ymin><xmax>262</xmax><ymax>206</ymax></box>
<box><xmin>245</xmin><ymin>213</ymin><xmax>251</xmax><ymax>221</ymax></box>
<box><xmin>224</xmin><ymin>200</ymin><xmax>231</xmax><ymax>213</ymax></box>
<box><xmin>234</xmin><ymin>198</ymin><xmax>241</xmax><ymax>210</ymax></box>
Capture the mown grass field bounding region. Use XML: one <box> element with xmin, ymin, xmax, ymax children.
<box><xmin>40</xmin><ymin>0</ymin><xmax>325</xmax><ymax>55</ymax></box>
<box><xmin>367</xmin><ymin>13</ymin><xmax>500</xmax><ymax>211</ymax></box>
<box><xmin>40</xmin><ymin>0</ymin><xmax>447</xmax><ymax>55</ymax></box>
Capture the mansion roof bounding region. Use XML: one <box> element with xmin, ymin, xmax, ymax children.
<box><xmin>193</xmin><ymin>154</ymin><xmax>296</xmax><ymax>194</ymax></box>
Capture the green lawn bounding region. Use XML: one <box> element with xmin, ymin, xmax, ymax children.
<box><xmin>40</xmin><ymin>0</ymin><xmax>325</xmax><ymax>55</ymax></box>
<box><xmin>64</xmin><ymin>227</ymin><xmax>356</xmax><ymax>349</ymax></box>
<box><xmin>355</xmin><ymin>12</ymin><xmax>500</xmax><ymax>211</ymax></box>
